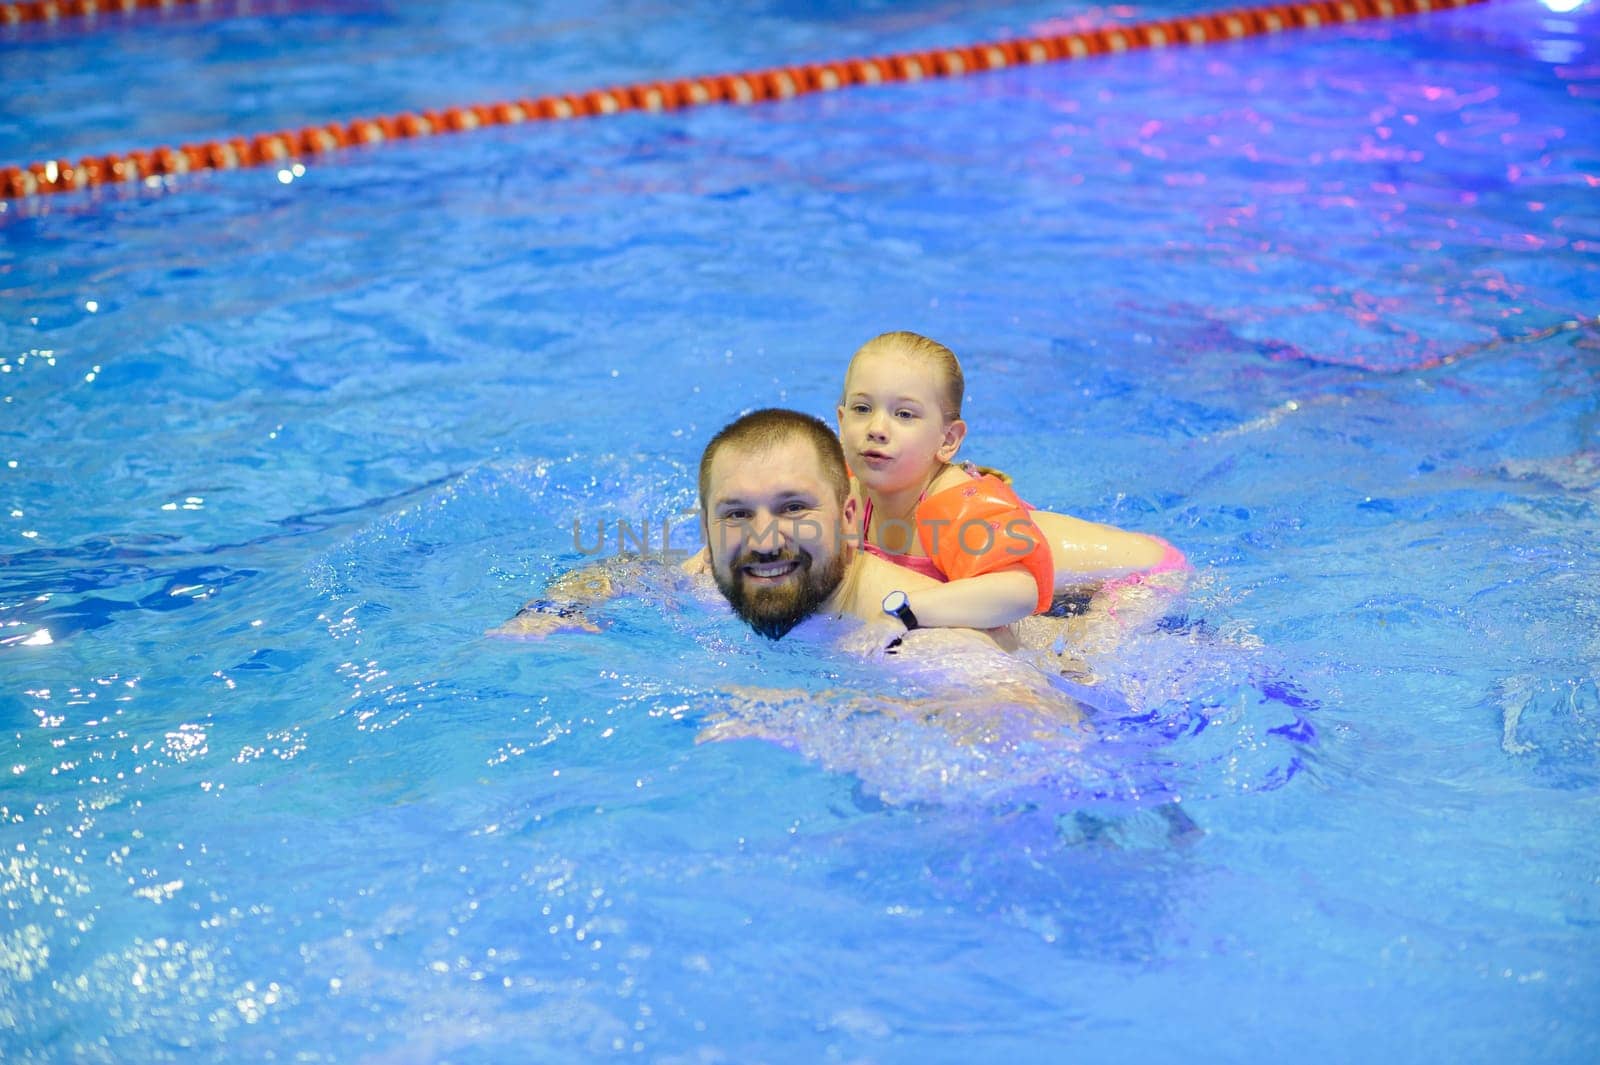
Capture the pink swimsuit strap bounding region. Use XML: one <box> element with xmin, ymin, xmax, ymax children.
<box><xmin>859</xmin><ymin>491</ymin><xmax>949</xmax><ymax>582</ymax></box>
<box><xmin>860</xmin><ymin>539</ymin><xmax>947</xmax><ymax>580</ymax></box>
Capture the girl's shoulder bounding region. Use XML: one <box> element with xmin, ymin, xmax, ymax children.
<box><xmin>927</xmin><ymin>463</ymin><xmax>981</xmax><ymax>496</ymax></box>
<box><xmin>959</xmin><ymin>461</ymin><xmax>1013</xmax><ymax>486</ymax></box>
<box><xmin>926</xmin><ymin>462</ymin><xmax>1011</xmax><ymax>498</ymax></box>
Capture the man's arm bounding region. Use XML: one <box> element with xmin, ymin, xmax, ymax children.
<box><xmin>485</xmin><ymin>564</ymin><xmax>611</xmax><ymax>639</ymax></box>
<box><xmin>486</xmin><ymin>550</ymin><xmax>709</xmax><ymax>640</ymax></box>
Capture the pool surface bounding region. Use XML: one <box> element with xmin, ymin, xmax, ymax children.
<box><xmin>3</xmin><ymin>1</ymin><xmax>1598</xmax><ymax>1061</ymax></box>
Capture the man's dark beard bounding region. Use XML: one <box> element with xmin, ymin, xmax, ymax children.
<box><xmin>713</xmin><ymin>546</ymin><xmax>846</xmax><ymax>640</ymax></box>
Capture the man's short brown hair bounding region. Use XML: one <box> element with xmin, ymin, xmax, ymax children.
<box><xmin>698</xmin><ymin>408</ymin><xmax>850</xmax><ymax>510</ymax></box>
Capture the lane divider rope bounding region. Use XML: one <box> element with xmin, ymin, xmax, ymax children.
<box><xmin>2</xmin><ymin>0</ymin><xmax>216</xmax><ymax>24</ymax></box>
<box><xmin>2</xmin><ymin>0</ymin><xmax>1490</xmax><ymax>201</ymax></box>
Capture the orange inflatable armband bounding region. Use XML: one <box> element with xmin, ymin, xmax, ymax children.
<box><xmin>915</xmin><ymin>475</ymin><xmax>1054</xmax><ymax>614</ymax></box>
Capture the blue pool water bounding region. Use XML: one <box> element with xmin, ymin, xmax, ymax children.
<box><xmin>4</xmin><ymin>1</ymin><xmax>1599</xmax><ymax>1060</ymax></box>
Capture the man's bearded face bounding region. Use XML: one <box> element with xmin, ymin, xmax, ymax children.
<box><xmin>712</xmin><ymin>538</ymin><xmax>847</xmax><ymax>640</ymax></box>
<box><xmin>702</xmin><ymin>438</ymin><xmax>853</xmax><ymax>640</ymax></box>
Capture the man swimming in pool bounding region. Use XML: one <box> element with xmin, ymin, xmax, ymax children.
<box><xmin>490</xmin><ymin>408</ymin><xmax>1090</xmax><ymax>732</ymax></box>
<box><xmin>696</xmin><ymin>407</ymin><xmax>1021</xmax><ymax>650</ymax></box>
<box><xmin>491</xmin><ymin>407</ymin><xmax>1008</xmax><ymax>652</ymax></box>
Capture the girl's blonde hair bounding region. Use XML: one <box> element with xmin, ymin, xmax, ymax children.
<box><xmin>847</xmin><ymin>330</ymin><xmax>965</xmax><ymax>423</ymax></box>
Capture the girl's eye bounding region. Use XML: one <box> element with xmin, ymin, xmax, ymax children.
<box><xmin>849</xmin><ymin>404</ymin><xmax>870</xmax><ymax>415</ymax></box>
<box><xmin>895</xmin><ymin>409</ymin><xmax>916</xmax><ymax>420</ymax></box>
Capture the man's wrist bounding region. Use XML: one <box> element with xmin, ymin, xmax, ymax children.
<box><xmin>517</xmin><ymin>598</ymin><xmax>583</xmax><ymax>620</ymax></box>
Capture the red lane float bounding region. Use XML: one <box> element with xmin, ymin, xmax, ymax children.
<box><xmin>2</xmin><ymin>0</ymin><xmax>1490</xmax><ymax>201</ymax></box>
<box><xmin>1</xmin><ymin>0</ymin><xmax>216</xmax><ymax>24</ymax></box>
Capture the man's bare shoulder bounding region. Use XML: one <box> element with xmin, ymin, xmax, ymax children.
<box><xmin>842</xmin><ymin>552</ymin><xmax>944</xmax><ymax>619</ymax></box>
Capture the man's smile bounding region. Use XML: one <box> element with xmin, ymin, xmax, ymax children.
<box><xmin>742</xmin><ymin>559</ymin><xmax>802</xmax><ymax>582</ymax></box>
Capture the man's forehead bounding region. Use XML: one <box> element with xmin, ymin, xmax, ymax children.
<box><xmin>708</xmin><ymin>438</ymin><xmax>828</xmax><ymax>502</ymax></box>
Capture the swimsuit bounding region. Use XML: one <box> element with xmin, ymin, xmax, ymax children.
<box><xmin>859</xmin><ymin>495</ymin><xmax>945</xmax><ymax>580</ymax></box>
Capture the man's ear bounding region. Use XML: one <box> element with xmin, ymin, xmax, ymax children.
<box><xmin>840</xmin><ymin>493</ymin><xmax>861</xmax><ymax>549</ymax></box>
<box><xmin>937</xmin><ymin>418</ymin><xmax>968</xmax><ymax>461</ymax></box>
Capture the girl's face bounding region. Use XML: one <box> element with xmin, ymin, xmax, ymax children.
<box><xmin>836</xmin><ymin>349</ymin><xmax>965</xmax><ymax>494</ymax></box>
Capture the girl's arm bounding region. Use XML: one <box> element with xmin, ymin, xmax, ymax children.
<box><xmin>895</xmin><ymin>566</ymin><xmax>1039</xmax><ymax>630</ymax></box>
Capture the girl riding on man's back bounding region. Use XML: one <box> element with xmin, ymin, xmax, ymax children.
<box><xmin>838</xmin><ymin>330</ymin><xmax>1188</xmax><ymax>632</ymax></box>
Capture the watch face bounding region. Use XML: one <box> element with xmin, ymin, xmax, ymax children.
<box><xmin>883</xmin><ymin>590</ymin><xmax>907</xmax><ymax>614</ymax></box>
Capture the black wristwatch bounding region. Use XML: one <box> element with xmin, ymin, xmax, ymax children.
<box><xmin>517</xmin><ymin>598</ymin><xmax>581</xmax><ymax>620</ymax></box>
<box><xmin>882</xmin><ymin>590</ymin><xmax>918</xmax><ymax>631</ymax></box>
